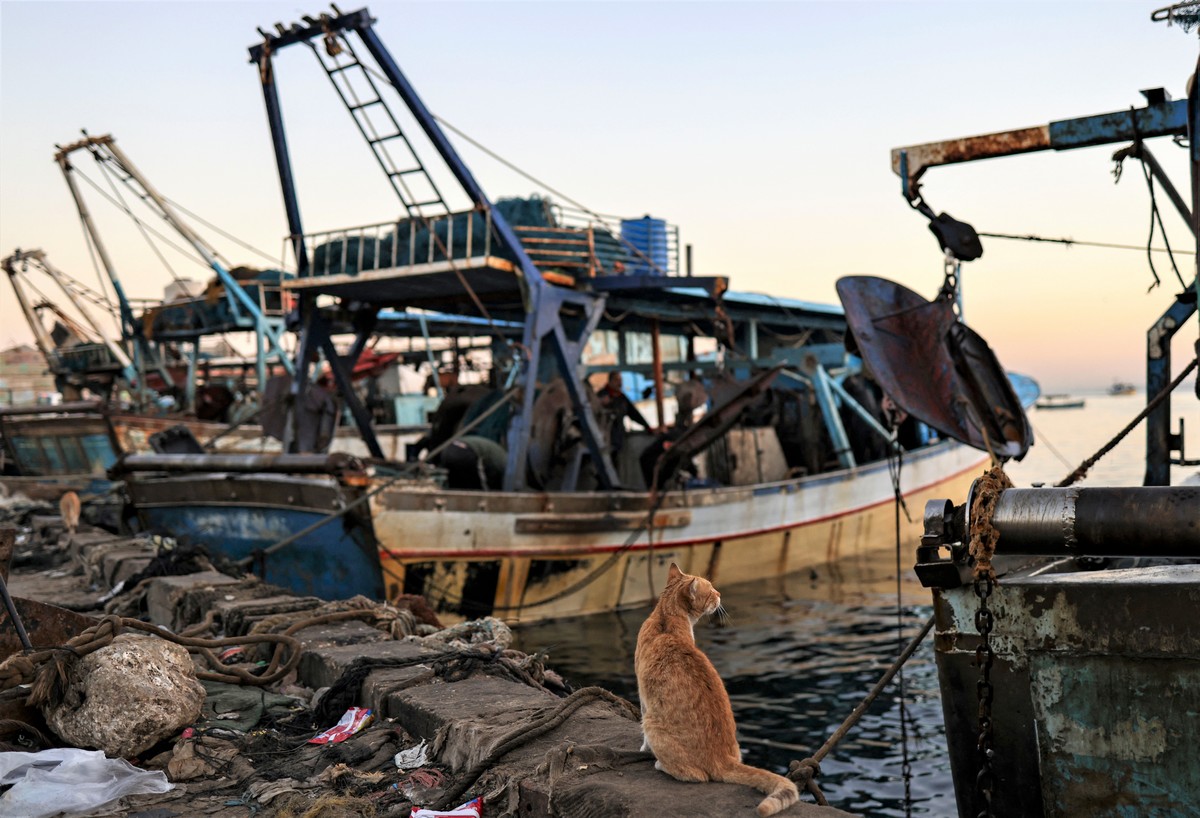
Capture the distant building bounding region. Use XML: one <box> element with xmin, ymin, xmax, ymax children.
<box><xmin>0</xmin><ymin>344</ymin><xmax>59</xmax><ymax>405</ymax></box>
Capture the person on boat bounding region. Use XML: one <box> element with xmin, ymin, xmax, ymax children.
<box><xmin>408</xmin><ymin>376</ymin><xmax>493</xmax><ymax>460</ymax></box>
<box><xmin>436</xmin><ymin>435</ymin><xmax>507</xmax><ymax>490</ymax></box>
<box><xmin>598</xmin><ymin>371</ymin><xmax>654</xmax><ymax>458</ymax></box>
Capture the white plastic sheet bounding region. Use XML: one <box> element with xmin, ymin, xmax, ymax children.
<box><xmin>0</xmin><ymin>748</ymin><xmax>172</xmax><ymax>818</ymax></box>
<box><xmin>394</xmin><ymin>738</ymin><xmax>431</xmax><ymax>770</ymax></box>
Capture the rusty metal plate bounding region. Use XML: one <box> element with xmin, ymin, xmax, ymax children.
<box><xmin>836</xmin><ymin>276</ymin><xmax>1031</xmax><ymax>460</ymax></box>
<box><xmin>0</xmin><ymin>596</ymin><xmax>97</xmax><ymax>660</ymax></box>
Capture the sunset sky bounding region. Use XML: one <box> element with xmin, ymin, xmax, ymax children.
<box><xmin>2</xmin><ymin>1</ymin><xmax>1198</xmax><ymax>394</ymax></box>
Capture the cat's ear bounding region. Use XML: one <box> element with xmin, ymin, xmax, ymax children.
<box><xmin>668</xmin><ymin>563</ymin><xmax>682</xmax><ymax>581</ymax></box>
<box><xmin>689</xmin><ymin>578</ymin><xmax>699</xmax><ymax>598</ymax></box>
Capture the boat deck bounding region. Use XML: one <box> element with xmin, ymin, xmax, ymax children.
<box><xmin>283</xmin><ymin>255</ymin><xmax>532</xmax><ymax>312</ymax></box>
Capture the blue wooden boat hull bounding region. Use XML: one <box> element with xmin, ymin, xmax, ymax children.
<box><xmin>125</xmin><ymin>473</ymin><xmax>384</xmax><ymax>601</ymax></box>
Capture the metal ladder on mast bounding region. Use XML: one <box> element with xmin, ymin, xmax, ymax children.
<box><xmin>309</xmin><ymin>28</ymin><xmax>451</xmax><ymax>218</ymax></box>
<box><xmin>252</xmin><ymin>7</ymin><xmax>621</xmax><ymax>488</ymax></box>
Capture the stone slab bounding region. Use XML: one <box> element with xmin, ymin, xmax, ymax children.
<box><xmin>292</xmin><ymin>622</ymin><xmax>397</xmax><ymax>689</ymax></box>
<box><xmin>211</xmin><ymin>594</ymin><xmax>323</xmax><ymax>636</ymax></box>
<box><xmin>98</xmin><ymin>546</ymin><xmax>156</xmax><ymax>587</ymax></box>
<box><xmin>144</xmin><ymin>571</ymin><xmax>242</xmax><ymax>628</ymax></box>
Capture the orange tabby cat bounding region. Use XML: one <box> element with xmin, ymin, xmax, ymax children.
<box><xmin>635</xmin><ymin>563</ymin><xmax>799</xmax><ymax>816</ymax></box>
<box><xmin>59</xmin><ymin>491</ymin><xmax>81</xmax><ymax>538</ymax></box>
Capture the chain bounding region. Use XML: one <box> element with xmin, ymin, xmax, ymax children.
<box><xmin>973</xmin><ymin>575</ymin><xmax>996</xmax><ymax>818</ymax></box>
<box><xmin>940</xmin><ymin>249</ymin><xmax>962</xmax><ymax>318</ymax></box>
<box><xmin>887</xmin><ymin>426</ymin><xmax>914</xmax><ymax>816</ymax></box>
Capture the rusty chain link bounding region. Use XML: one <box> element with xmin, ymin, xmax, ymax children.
<box><xmin>973</xmin><ymin>575</ymin><xmax>996</xmax><ymax>818</ymax></box>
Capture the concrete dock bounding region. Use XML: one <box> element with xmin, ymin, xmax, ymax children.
<box><xmin>2</xmin><ymin>518</ymin><xmax>857</xmax><ymax>817</ymax></box>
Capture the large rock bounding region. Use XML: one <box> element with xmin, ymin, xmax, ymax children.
<box><xmin>43</xmin><ymin>633</ymin><xmax>205</xmax><ymax>757</ymax></box>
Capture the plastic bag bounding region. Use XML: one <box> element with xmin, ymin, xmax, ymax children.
<box><xmin>308</xmin><ymin>706</ymin><xmax>375</xmax><ymax>744</ymax></box>
<box><xmin>394</xmin><ymin>738</ymin><xmax>431</xmax><ymax>769</ymax></box>
<box><xmin>0</xmin><ymin>748</ymin><xmax>173</xmax><ymax>818</ymax></box>
<box><xmin>411</xmin><ymin>797</ymin><xmax>483</xmax><ymax>817</ymax></box>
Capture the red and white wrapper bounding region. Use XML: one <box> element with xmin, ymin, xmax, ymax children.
<box><xmin>410</xmin><ymin>797</ymin><xmax>483</xmax><ymax>817</ymax></box>
<box><xmin>307</xmin><ymin>707</ymin><xmax>374</xmax><ymax>744</ymax></box>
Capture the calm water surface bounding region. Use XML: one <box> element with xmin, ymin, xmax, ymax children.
<box><xmin>514</xmin><ymin>390</ymin><xmax>1200</xmax><ymax>818</ymax></box>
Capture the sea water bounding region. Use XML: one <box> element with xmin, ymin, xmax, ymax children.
<box><xmin>514</xmin><ymin>389</ymin><xmax>1200</xmax><ymax>817</ymax></box>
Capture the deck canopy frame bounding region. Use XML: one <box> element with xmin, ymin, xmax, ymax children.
<box><xmin>893</xmin><ymin>86</ymin><xmax>1200</xmax><ymax>485</ymax></box>
<box><xmin>249</xmin><ymin>6</ymin><xmax>734</xmax><ymax>488</ymax></box>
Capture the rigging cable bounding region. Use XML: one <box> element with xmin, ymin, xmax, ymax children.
<box><xmin>157</xmin><ymin>194</ymin><xmax>282</xmax><ymax>268</ymax></box>
<box><xmin>70</xmin><ymin>175</ymin><xmax>120</xmax><ymax>325</ymax></box>
<box><xmin>1055</xmin><ymin>355</ymin><xmax>1198</xmax><ymax>486</ymax></box>
<box><xmin>976</xmin><ymin>231</ymin><xmax>1193</xmax><ymax>256</ymax></box>
<box><xmin>91</xmin><ymin>149</ymin><xmax>234</xmax><ymax>269</ymax></box>
<box><xmin>353</xmin><ymin>59</ymin><xmax>669</xmax><ymax>275</ymax></box>
<box><xmin>87</xmin><ymin>153</ymin><xmax>209</xmax><ymax>332</ymax></box>
<box><xmin>73</xmin><ymin>166</ymin><xmax>214</xmax><ymax>277</ymax></box>
<box><xmin>1137</xmin><ymin>155</ymin><xmax>1188</xmax><ymax>291</ymax></box>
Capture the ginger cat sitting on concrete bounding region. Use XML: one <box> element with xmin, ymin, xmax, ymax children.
<box><xmin>635</xmin><ymin>563</ymin><xmax>799</xmax><ymax>816</ymax></box>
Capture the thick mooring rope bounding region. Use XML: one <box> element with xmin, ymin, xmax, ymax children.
<box><xmin>785</xmin><ymin>614</ymin><xmax>937</xmax><ymax>806</ymax></box>
<box><xmin>0</xmin><ymin>612</ymin><xmax>327</xmax><ymax>707</ymax></box>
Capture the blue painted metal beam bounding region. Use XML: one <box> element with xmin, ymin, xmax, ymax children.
<box><xmin>315</xmin><ymin>317</ymin><xmax>384</xmax><ymax>460</ymax></box>
<box><xmin>1144</xmin><ymin>291</ymin><xmax>1197</xmax><ymax>485</ymax></box>
<box><xmin>1047</xmin><ymin>100</ymin><xmax>1187</xmax><ymax>149</ymax></box>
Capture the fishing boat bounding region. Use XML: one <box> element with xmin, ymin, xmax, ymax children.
<box><xmin>1108</xmin><ymin>381</ymin><xmax>1137</xmax><ymax>396</ymax></box>
<box><xmin>4</xmin><ymin>140</ymin><xmax>441</xmax><ymax>462</ymax></box>
<box><xmin>0</xmin><ymin>402</ymin><xmax>120</xmax><ymax>502</ymax></box>
<box><xmin>111</xmin><ymin>6</ymin><xmax>1033</xmax><ymax>622</ymax></box>
<box><xmin>890</xmin><ymin>9</ymin><xmax>1200</xmax><ymax>813</ymax></box>
<box><xmin>1033</xmin><ymin>393</ymin><xmax>1085</xmax><ymax>410</ymax></box>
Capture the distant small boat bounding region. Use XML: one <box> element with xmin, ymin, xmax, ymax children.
<box><xmin>1034</xmin><ymin>394</ymin><xmax>1085</xmax><ymax>410</ymax></box>
<box><xmin>1109</xmin><ymin>381</ymin><xmax>1137</xmax><ymax>396</ymax></box>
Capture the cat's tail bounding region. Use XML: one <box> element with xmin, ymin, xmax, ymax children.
<box><xmin>719</xmin><ymin>762</ymin><xmax>799</xmax><ymax>817</ymax></box>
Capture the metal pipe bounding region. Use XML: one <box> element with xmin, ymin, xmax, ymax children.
<box><xmin>0</xmin><ymin>401</ymin><xmax>103</xmax><ymax>417</ymax></box>
<box><xmin>0</xmin><ymin>574</ymin><xmax>32</xmax><ymax>652</ymax></box>
<box><xmin>55</xmin><ymin>139</ymin><xmax>137</xmax><ymax>338</ymax></box>
<box><xmin>989</xmin><ymin>486</ymin><xmax>1200</xmax><ymax>557</ymax></box>
<box><xmin>112</xmin><ymin>452</ymin><xmax>363</xmax><ymax>475</ymax></box>
<box><xmin>652</xmin><ymin>318</ymin><xmax>665</xmax><ymax>428</ymax></box>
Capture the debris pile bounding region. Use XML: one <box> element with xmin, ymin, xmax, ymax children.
<box><xmin>0</xmin><ymin>500</ymin><xmax>855</xmax><ymax>818</ymax></box>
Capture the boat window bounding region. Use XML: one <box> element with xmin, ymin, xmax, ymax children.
<box><xmin>40</xmin><ymin>438</ymin><xmax>65</xmax><ymax>473</ymax></box>
<box><xmin>11</xmin><ymin>437</ymin><xmax>46</xmax><ymax>474</ymax></box>
<box><xmin>626</xmin><ymin>332</ymin><xmax>655</xmax><ymax>364</ymax></box>
<box><xmin>81</xmin><ymin>434</ymin><xmax>118</xmax><ymax>472</ymax></box>
<box><xmin>60</xmin><ymin>438</ymin><xmax>86</xmax><ymax>472</ymax></box>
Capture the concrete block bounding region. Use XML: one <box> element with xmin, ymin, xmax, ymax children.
<box><xmin>99</xmin><ymin>547</ymin><xmax>155</xmax><ymax>587</ymax></box>
<box><xmin>293</xmin><ymin>622</ymin><xmax>395</xmax><ymax>689</ymax></box>
<box><xmin>382</xmin><ymin>677</ymin><xmax>856</xmax><ymax>817</ymax></box>
<box><xmin>144</xmin><ymin>571</ymin><xmax>241</xmax><ymax>628</ymax></box>
<box><xmin>212</xmin><ymin>594</ymin><xmax>323</xmax><ymax>636</ymax></box>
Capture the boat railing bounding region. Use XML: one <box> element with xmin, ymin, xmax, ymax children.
<box><xmin>48</xmin><ymin>343</ymin><xmax>124</xmax><ymax>374</ymax></box>
<box><xmin>551</xmin><ymin>203</ymin><xmax>682</xmax><ymax>277</ymax></box>
<box><xmin>296</xmin><ymin>209</ymin><xmax>494</xmax><ymax>279</ymax></box>
<box><xmin>297</xmin><ymin>205</ymin><xmax>683</xmax><ymax>281</ymax></box>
